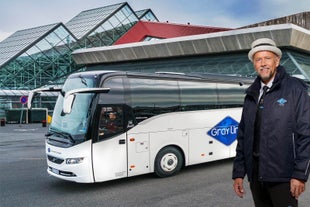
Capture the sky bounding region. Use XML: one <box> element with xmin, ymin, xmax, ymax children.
<box><xmin>0</xmin><ymin>0</ymin><xmax>309</xmax><ymax>42</ymax></box>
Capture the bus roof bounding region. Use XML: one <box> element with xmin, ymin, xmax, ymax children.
<box><xmin>68</xmin><ymin>70</ymin><xmax>254</xmax><ymax>85</ymax></box>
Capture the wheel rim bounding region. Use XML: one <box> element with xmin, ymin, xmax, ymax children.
<box><xmin>160</xmin><ymin>153</ymin><xmax>178</xmax><ymax>172</ymax></box>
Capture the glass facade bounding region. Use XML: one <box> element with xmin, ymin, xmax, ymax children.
<box><xmin>84</xmin><ymin>5</ymin><xmax>138</xmax><ymax>47</ymax></box>
<box><xmin>0</xmin><ymin>24</ymin><xmax>80</xmax><ymax>90</ymax></box>
<box><xmin>135</xmin><ymin>9</ymin><xmax>159</xmax><ymax>22</ymax></box>
<box><xmin>65</xmin><ymin>3</ymin><xmax>125</xmax><ymax>39</ymax></box>
<box><xmin>66</xmin><ymin>3</ymin><xmax>139</xmax><ymax>48</ymax></box>
<box><xmin>0</xmin><ymin>23</ymin><xmax>59</xmax><ymax>67</ymax></box>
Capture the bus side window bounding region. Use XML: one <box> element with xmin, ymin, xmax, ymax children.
<box><xmin>179</xmin><ymin>81</ymin><xmax>217</xmax><ymax>111</ymax></box>
<box><xmin>128</xmin><ymin>78</ymin><xmax>180</xmax><ymax>123</ymax></box>
<box><xmin>216</xmin><ymin>83</ymin><xmax>246</xmax><ymax>108</ymax></box>
<box><xmin>98</xmin><ymin>106</ymin><xmax>123</xmax><ymax>140</ymax></box>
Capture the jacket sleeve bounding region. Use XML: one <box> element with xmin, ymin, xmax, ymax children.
<box><xmin>232</xmin><ymin>109</ymin><xmax>247</xmax><ymax>179</ymax></box>
<box><xmin>291</xmin><ymin>86</ymin><xmax>310</xmax><ymax>182</ymax></box>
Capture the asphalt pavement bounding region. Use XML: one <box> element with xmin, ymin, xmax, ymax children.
<box><xmin>0</xmin><ymin>124</ymin><xmax>309</xmax><ymax>207</ymax></box>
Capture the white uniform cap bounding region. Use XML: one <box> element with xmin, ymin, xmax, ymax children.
<box><xmin>248</xmin><ymin>38</ymin><xmax>282</xmax><ymax>62</ymax></box>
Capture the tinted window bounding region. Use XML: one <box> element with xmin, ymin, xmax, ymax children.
<box><xmin>179</xmin><ymin>81</ymin><xmax>217</xmax><ymax>111</ymax></box>
<box><xmin>129</xmin><ymin>78</ymin><xmax>179</xmax><ymax>122</ymax></box>
<box><xmin>217</xmin><ymin>83</ymin><xmax>246</xmax><ymax>107</ymax></box>
<box><xmin>99</xmin><ymin>77</ymin><xmax>125</xmax><ymax>104</ymax></box>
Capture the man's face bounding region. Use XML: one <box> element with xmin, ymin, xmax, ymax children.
<box><xmin>253</xmin><ymin>51</ymin><xmax>280</xmax><ymax>84</ymax></box>
<box><xmin>109</xmin><ymin>113</ymin><xmax>116</xmax><ymax>120</ymax></box>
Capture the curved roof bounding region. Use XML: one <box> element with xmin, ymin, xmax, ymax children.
<box><xmin>72</xmin><ymin>24</ymin><xmax>310</xmax><ymax>65</ymax></box>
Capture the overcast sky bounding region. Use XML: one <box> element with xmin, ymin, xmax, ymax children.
<box><xmin>0</xmin><ymin>0</ymin><xmax>309</xmax><ymax>42</ymax></box>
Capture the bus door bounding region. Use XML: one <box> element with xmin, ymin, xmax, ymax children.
<box><xmin>92</xmin><ymin>105</ymin><xmax>128</xmax><ymax>182</ymax></box>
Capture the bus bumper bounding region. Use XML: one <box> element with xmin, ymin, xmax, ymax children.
<box><xmin>46</xmin><ymin>140</ymin><xmax>94</xmax><ymax>183</ymax></box>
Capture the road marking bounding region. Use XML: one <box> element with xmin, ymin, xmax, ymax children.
<box><xmin>14</xmin><ymin>128</ymin><xmax>39</xmax><ymax>132</ymax></box>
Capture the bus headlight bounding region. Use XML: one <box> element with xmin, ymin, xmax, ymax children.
<box><xmin>65</xmin><ymin>157</ymin><xmax>84</xmax><ymax>164</ymax></box>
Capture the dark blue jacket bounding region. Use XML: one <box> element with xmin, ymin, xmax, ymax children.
<box><xmin>232</xmin><ymin>66</ymin><xmax>310</xmax><ymax>182</ymax></box>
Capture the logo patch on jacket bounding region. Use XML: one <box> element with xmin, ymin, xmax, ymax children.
<box><xmin>207</xmin><ymin>116</ymin><xmax>239</xmax><ymax>146</ymax></box>
<box><xmin>277</xmin><ymin>98</ymin><xmax>287</xmax><ymax>106</ymax></box>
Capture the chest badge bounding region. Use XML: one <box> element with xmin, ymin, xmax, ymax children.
<box><xmin>277</xmin><ymin>98</ymin><xmax>287</xmax><ymax>106</ymax></box>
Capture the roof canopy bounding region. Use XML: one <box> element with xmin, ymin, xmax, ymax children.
<box><xmin>72</xmin><ymin>24</ymin><xmax>310</xmax><ymax>65</ymax></box>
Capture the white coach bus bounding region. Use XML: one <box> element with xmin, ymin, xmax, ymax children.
<box><xmin>28</xmin><ymin>71</ymin><xmax>252</xmax><ymax>183</ymax></box>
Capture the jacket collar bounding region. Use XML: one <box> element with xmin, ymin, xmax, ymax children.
<box><xmin>246</xmin><ymin>65</ymin><xmax>288</xmax><ymax>99</ymax></box>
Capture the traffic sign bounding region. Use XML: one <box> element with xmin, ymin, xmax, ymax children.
<box><xmin>20</xmin><ymin>96</ymin><xmax>28</xmax><ymax>104</ymax></box>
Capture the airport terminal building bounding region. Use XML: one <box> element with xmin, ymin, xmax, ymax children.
<box><xmin>0</xmin><ymin>2</ymin><xmax>309</xmax><ymax>122</ymax></box>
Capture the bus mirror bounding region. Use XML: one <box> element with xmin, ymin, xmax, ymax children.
<box><xmin>62</xmin><ymin>87</ymin><xmax>110</xmax><ymax>114</ymax></box>
<box><xmin>63</xmin><ymin>94</ymin><xmax>75</xmax><ymax>114</ymax></box>
<box><xmin>27</xmin><ymin>91</ymin><xmax>35</xmax><ymax>109</ymax></box>
<box><xmin>27</xmin><ymin>87</ymin><xmax>62</xmax><ymax>109</ymax></box>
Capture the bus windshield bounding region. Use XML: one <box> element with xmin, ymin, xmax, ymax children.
<box><xmin>50</xmin><ymin>76</ymin><xmax>95</xmax><ymax>138</ymax></box>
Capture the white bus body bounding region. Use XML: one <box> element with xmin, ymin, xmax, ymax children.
<box><xmin>29</xmin><ymin>71</ymin><xmax>251</xmax><ymax>183</ymax></box>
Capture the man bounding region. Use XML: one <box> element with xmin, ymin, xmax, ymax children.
<box><xmin>98</xmin><ymin>108</ymin><xmax>123</xmax><ymax>137</ymax></box>
<box><xmin>232</xmin><ymin>38</ymin><xmax>310</xmax><ymax>207</ymax></box>
<box><xmin>105</xmin><ymin>112</ymin><xmax>121</xmax><ymax>133</ymax></box>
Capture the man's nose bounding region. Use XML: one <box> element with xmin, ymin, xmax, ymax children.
<box><xmin>261</xmin><ymin>58</ymin><xmax>268</xmax><ymax>66</ymax></box>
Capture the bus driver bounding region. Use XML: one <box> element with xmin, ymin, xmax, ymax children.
<box><xmin>99</xmin><ymin>108</ymin><xmax>123</xmax><ymax>138</ymax></box>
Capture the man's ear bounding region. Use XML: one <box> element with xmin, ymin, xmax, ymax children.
<box><xmin>275</xmin><ymin>56</ymin><xmax>280</xmax><ymax>67</ymax></box>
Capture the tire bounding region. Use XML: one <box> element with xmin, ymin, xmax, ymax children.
<box><xmin>154</xmin><ymin>146</ymin><xmax>183</xmax><ymax>178</ymax></box>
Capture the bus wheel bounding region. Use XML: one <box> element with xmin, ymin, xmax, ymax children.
<box><xmin>154</xmin><ymin>146</ymin><xmax>183</xmax><ymax>178</ymax></box>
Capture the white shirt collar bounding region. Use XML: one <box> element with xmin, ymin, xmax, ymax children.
<box><xmin>260</xmin><ymin>77</ymin><xmax>274</xmax><ymax>90</ymax></box>
<box><xmin>258</xmin><ymin>77</ymin><xmax>274</xmax><ymax>100</ymax></box>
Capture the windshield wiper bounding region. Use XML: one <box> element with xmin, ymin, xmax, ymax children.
<box><xmin>48</xmin><ymin>128</ymin><xmax>75</xmax><ymax>144</ymax></box>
